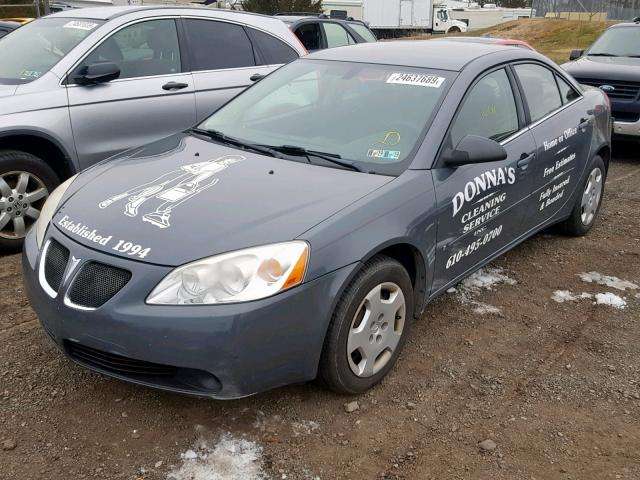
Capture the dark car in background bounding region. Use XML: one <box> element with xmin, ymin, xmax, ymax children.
<box><xmin>563</xmin><ymin>18</ymin><xmax>640</xmax><ymax>139</ymax></box>
<box><xmin>276</xmin><ymin>13</ymin><xmax>376</xmax><ymax>52</ymax></box>
<box><xmin>0</xmin><ymin>20</ymin><xmax>20</xmax><ymax>39</ymax></box>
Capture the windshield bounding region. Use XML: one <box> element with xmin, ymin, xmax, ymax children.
<box><xmin>588</xmin><ymin>26</ymin><xmax>640</xmax><ymax>57</ymax></box>
<box><xmin>200</xmin><ymin>60</ymin><xmax>452</xmax><ymax>175</ymax></box>
<box><xmin>0</xmin><ymin>17</ymin><xmax>103</xmax><ymax>84</ymax></box>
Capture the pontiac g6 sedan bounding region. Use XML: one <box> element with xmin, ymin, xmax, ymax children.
<box><xmin>23</xmin><ymin>41</ymin><xmax>611</xmax><ymax>398</ymax></box>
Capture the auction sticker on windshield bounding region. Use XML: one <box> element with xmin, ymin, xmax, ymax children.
<box><xmin>63</xmin><ymin>20</ymin><xmax>99</xmax><ymax>31</ymax></box>
<box><xmin>386</xmin><ymin>73</ymin><xmax>445</xmax><ymax>88</ymax></box>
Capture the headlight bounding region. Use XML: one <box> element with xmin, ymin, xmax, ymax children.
<box><xmin>35</xmin><ymin>174</ymin><xmax>78</xmax><ymax>249</ymax></box>
<box><xmin>147</xmin><ymin>241</ymin><xmax>309</xmax><ymax>305</ymax></box>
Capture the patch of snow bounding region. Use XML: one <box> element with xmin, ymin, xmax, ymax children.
<box><xmin>471</xmin><ymin>301</ymin><xmax>502</xmax><ymax>315</ymax></box>
<box><xmin>552</xmin><ymin>290</ymin><xmax>593</xmax><ymax>303</ymax></box>
<box><xmin>595</xmin><ymin>293</ymin><xmax>626</xmax><ymax>310</ymax></box>
<box><xmin>168</xmin><ymin>432</ymin><xmax>265</xmax><ymax>480</ymax></box>
<box><xmin>461</xmin><ymin>267</ymin><xmax>517</xmax><ymax>292</ymax></box>
<box><xmin>578</xmin><ymin>272</ymin><xmax>638</xmax><ymax>291</ymax></box>
<box><xmin>451</xmin><ymin>266</ymin><xmax>515</xmax><ymax>315</ymax></box>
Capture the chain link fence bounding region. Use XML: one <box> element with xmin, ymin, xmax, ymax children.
<box><xmin>533</xmin><ymin>0</ymin><xmax>640</xmax><ymax>21</ymax></box>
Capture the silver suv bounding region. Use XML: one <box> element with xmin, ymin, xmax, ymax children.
<box><xmin>0</xmin><ymin>6</ymin><xmax>305</xmax><ymax>249</ymax></box>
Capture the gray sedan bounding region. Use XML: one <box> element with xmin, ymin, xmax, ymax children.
<box><xmin>0</xmin><ymin>6</ymin><xmax>305</xmax><ymax>249</ymax></box>
<box><xmin>23</xmin><ymin>40</ymin><xmax>611</xmax><ymax>398</ymax></box>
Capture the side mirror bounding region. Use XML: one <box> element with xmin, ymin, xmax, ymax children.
<box><xmin>443</xmin><ymin>135</ymin><xmax>507</xmax><ymax>167</ymax></box>
<box><xmin>569</xmin><ymin>49</ymin><xmax>584</xmax><ymax>61</ymax></box>
<box><xmin>74</xmin><ymin>61</ymin><xmax>120</xmax><ymax>85</ymax></box>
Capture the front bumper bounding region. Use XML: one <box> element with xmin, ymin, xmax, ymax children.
<box><xmin>22</xmin><ymin>226</ymin><xmax>357</xmax><ymax>399</ymax></box>
<box><xmin>613</xmin><ymin>117</ymin><xmax>640</xmax><ymax>137</ymax></box>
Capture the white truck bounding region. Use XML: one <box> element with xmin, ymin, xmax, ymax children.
<box><xmin>359</xmin><ymin>0</ymin><xmax>467</xmax><ymax>35</ymax></box>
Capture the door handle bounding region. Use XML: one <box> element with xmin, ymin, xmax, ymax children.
<box><xmin>517</xmin><ymin>153</ymin><xmax>535</xmax><ymax>170</ymax></box>
<box><xmin>578</xmin><ymin>117</ymin><xmax>591</xmax><ymax>131</ymax></box>
<box><xmin>250</xmin><ymin>73</ymin><xmax>265</xmax><ymax>82</ymax></box>
<box><xmin>162</xmin><ymin>81</ymin><xmax>189</xmax><ymax>91</ymax></box>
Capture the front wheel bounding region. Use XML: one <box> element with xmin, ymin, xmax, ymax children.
<box><xmin>559</xmin><ymin>154</ymin><xmax>605</xmax><ymax>236</ymax></box>
<box><xmin>0</xmin><ymin>150</ymin><xmax>59</xmax><ymax>251</ymax></box>
<box><xmin>318</xmin><ymin>255</ymin><xmax>414</xmax><ymax>394</ymax></box>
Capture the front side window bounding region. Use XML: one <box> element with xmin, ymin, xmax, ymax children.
<box><xmin>200</xmin><ymin>60</ymin><xmax>452</xmax><ymax>175</ymax></box>
<box><xmin>184</xmin><ymin>19</ymin><xmax>255</xmax><ymax>71</ymax></box>
<box><xmin>450</xmin><ymin>68</ymin><xmax>519</xmax><ymax>146</ymax></box>
<box><xmin>0</xmin><ymin>17</ymin><xmax>103</xmax><ymax>84</ymax></box>
<box><xmin>78</xmin><ymin>19</ymin><xmax>181</xmax><ymax>80</ymax></box>
<box><xmin>322</xmin><ymin>23</ymin><xmax>355</xmax><ymax>48</ymax></box>
<box><xmin>514</xmin><ymin>64</ymin><xmax>562</xmax><ymax>123</ymax></box>
<box><xmin>587</xmin><ymin>26</ymin><xmax>640</xmax><ymax>57</ymax></box>
<box><xmin>556</xmin><ymin>74</ymin><xmax>580</xmax><ymax>104</ymax></box>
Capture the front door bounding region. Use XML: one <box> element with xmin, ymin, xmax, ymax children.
<box><xmin>67</xmin><ymin>18</ymin><xmax>196</xmax><ymax>169</ymax></box>
<box><xmin>512</xmin><ymin>63</ymin><xmax>593</xmax><ymax>230</ymax></box>
<box><xmin>432</xmin><ymin>68</ymin><xmax>536</xmax><ymax>293</ymax></box>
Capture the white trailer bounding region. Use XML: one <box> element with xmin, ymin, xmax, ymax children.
<box><xmin>359</xmin><ymin>0</ymin><xmax>467</xmax><ymax>34</ymax></box>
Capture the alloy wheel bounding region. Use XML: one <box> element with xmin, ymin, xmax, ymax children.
<box><xmin>0</xmin><ymin>171</ymin><xmax>48</xmax><ymax>239</ymax></box>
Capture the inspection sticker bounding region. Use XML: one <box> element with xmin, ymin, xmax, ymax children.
<box><xmin>367</xmin><ymin>149</ymin><xmax>401</xmax><ymax>160</ymax></box>
<box><xmin>386</xmin><ymin>73</ymin><xmax>445</xmax><ymax>88</ymax></box>
<box><xmin>63</xmin><ymin>20</ymin><xmax>99</xmax><ymax>31</ymax></box>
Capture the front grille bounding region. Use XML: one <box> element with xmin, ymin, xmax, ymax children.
<box><xmin>67</xmin><ymin>262</ymin><xmax>131</xmax><ymax>309</ymax></box>
<box><xmin>65</xmin><ymin>341</ymin><xmax>178</xmax><ymax>376</ymax></box>
<box><xmin>612</xmin><ymin>110</ymin><xmax>640</xmax><ymax>123</ymax></box>
<box><xmin>44</xmin><ymin>239</ymin><xmax>69</xmax><ymax>293</ymax></box>
<box><xmin>577</xmin><ymin>78</ymin><xmax>640</xmax><ymax>100</ymax></box>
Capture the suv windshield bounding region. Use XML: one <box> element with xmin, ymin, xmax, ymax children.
<box><xmin>0</xmin><ymin>17</ymin><xmax>103</xmax><ymax>84</ymax></box>
<box><xmin>200</xmin><ymin>59</ymin><xmax>452</xmax><ymax>175</ymax></box>
<box><xmin>588</xmin><ymin>26</ymin><xmax>640</xmax><ymax>57</ymax></box>
<box><xmin>349</xmin><ymin>22</ymin><xmax>377</xmax><ymax>42</ymax></box>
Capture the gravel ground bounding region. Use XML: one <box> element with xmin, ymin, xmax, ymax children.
<box><xmin>1</xmin><ymin>146</ymin><xmax>639</xmax><ymax>480</ymax></box>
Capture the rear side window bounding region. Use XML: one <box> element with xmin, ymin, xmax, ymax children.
<box><xmin>0</xmin><ymin>30</ymin><xmax>9</xmax><ymax>39</ymax></box>
<box><xmin>514</xmin><ymin>64</ymin><xmax>563</xmax><ymax>122</ymax></box>
<box><xmin>322</xmin><ymin>23</ymin><xmax>355</xmax><ymax>48</ymax></box>
<box><xmin>247</xmin><ymin>28</ymin><xmax>298</xmax><ymax>65</ymax></box>
<box><xmin>184</xmin><ymin>19</ymin><xmax>255</xmax><ymax>71</ymax></box>
<box><xmin>556</xmin><ymin>74</ymin><xmax>580</xmax><ymax>104</ymax></box>
<box><xmin>349</xmin><ymin>23</ymin><xmax>376</xmax><ymax>42</ymax></box>
<box><xmin>294</xmin><ymin>23</ymin><xmax>322</xmax><ymax>51</ymax></box>
<box><xmin>450</xmin><ymin>68</ymin><xmax>519</xmax><ymax>145</ymax></box>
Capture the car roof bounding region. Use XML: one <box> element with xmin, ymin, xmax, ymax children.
<box><xmin>45</xmin><ymin>5</ymin><xmax>271</xmax><ymax>22</ymax></box>
<box><xmin>306</xmin><ymin>40</ymin><xmax>518</xmax><ymax>71</ymax></box>
<box><xmin>609</xmin><ymin>20</ymin><xmax>640</xmax><ymax>29</ymax></box>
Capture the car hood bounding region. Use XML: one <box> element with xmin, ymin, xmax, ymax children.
<box><xmin>0</xmin><ymin>83</ymin><xmax>17</xmax><ymax>97</ymax></box>
<box><xmin>53</xmin><ymin>133</ymin><xmax>393</xmax><ymax>266</ymax></box>
<box><xmin>563</xmin><ymin>55</ymin><xmax>640</xmax><ymax>81</ymax></box>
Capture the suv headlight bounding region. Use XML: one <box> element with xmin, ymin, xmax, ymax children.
<box><xmin>35</xmin><ymin>175</ymin><xmax>77</xmax><ymax>249</ymax></box>
<box><xmin>147</xmin><ymin>241</ymin><xmax>309</xmax><ymax>305</ymax></box>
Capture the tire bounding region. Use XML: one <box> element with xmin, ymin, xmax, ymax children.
<box><xmin>318</xmin><ymin>255</ymin><xmax>414</xmax><ymax>394</ymax></box>
<box><xmin>559</xmin><ymin>154</ymin><xmax>605</xmax><ymax>236</ymax></box>
<box><xmin>0</xmin><ymin>150</ymin><xmax>60</xmax><ymax>251</ymax></box>
<box><xmin>447</xmin><ymin>26</ymin><xmax>461</xmax><ymax>34</ymax></box>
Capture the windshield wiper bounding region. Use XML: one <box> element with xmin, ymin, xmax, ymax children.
<box><xmin>587</xmin><ymin>52</ymin><xmax>619</xmax><ymax>57</ymax></box>
<box><xmin>189</xmin><ymin>128</ymin><xmax>284</xmax><ymax>159</ymax></box>
<box><xmin>262</xmin><ymin>144</ymin><xmax>363</xmax><ymax>172</ymax></box>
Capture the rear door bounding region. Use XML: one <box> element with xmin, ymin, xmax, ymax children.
<box><xmin>67</xmin><ymin>18</ymin><xmax>196</xmax><ymax>169</ymax></box>
<box><xmin>181</xmin><ymin>18</ymin><xmax>276</xmax><ymax>122</ymax></box>
<box><xmin>431</xmin><ymin>67</ymin><xmax>536</xmax><ymax>293</ymax></box>
<box><xmin>293</xmin><ymin>22</ymin><xmax>324</xmax><ymax>52</ymax></box>
<box><xmin>513</xmin><ymin>63</ymin><xmax>592</xmax><ymax>230</ymax></box>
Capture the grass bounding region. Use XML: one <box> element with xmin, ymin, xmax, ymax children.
<box><xmin>459</xmin><ymin>18</ymin><xmax>612</xmax><ymax>64</ymax></box>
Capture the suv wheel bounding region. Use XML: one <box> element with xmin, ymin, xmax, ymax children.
<box><xmin>0</xmin><ymin>150</ymin><xmax>59</xmax><ymax>251</ymax></box>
